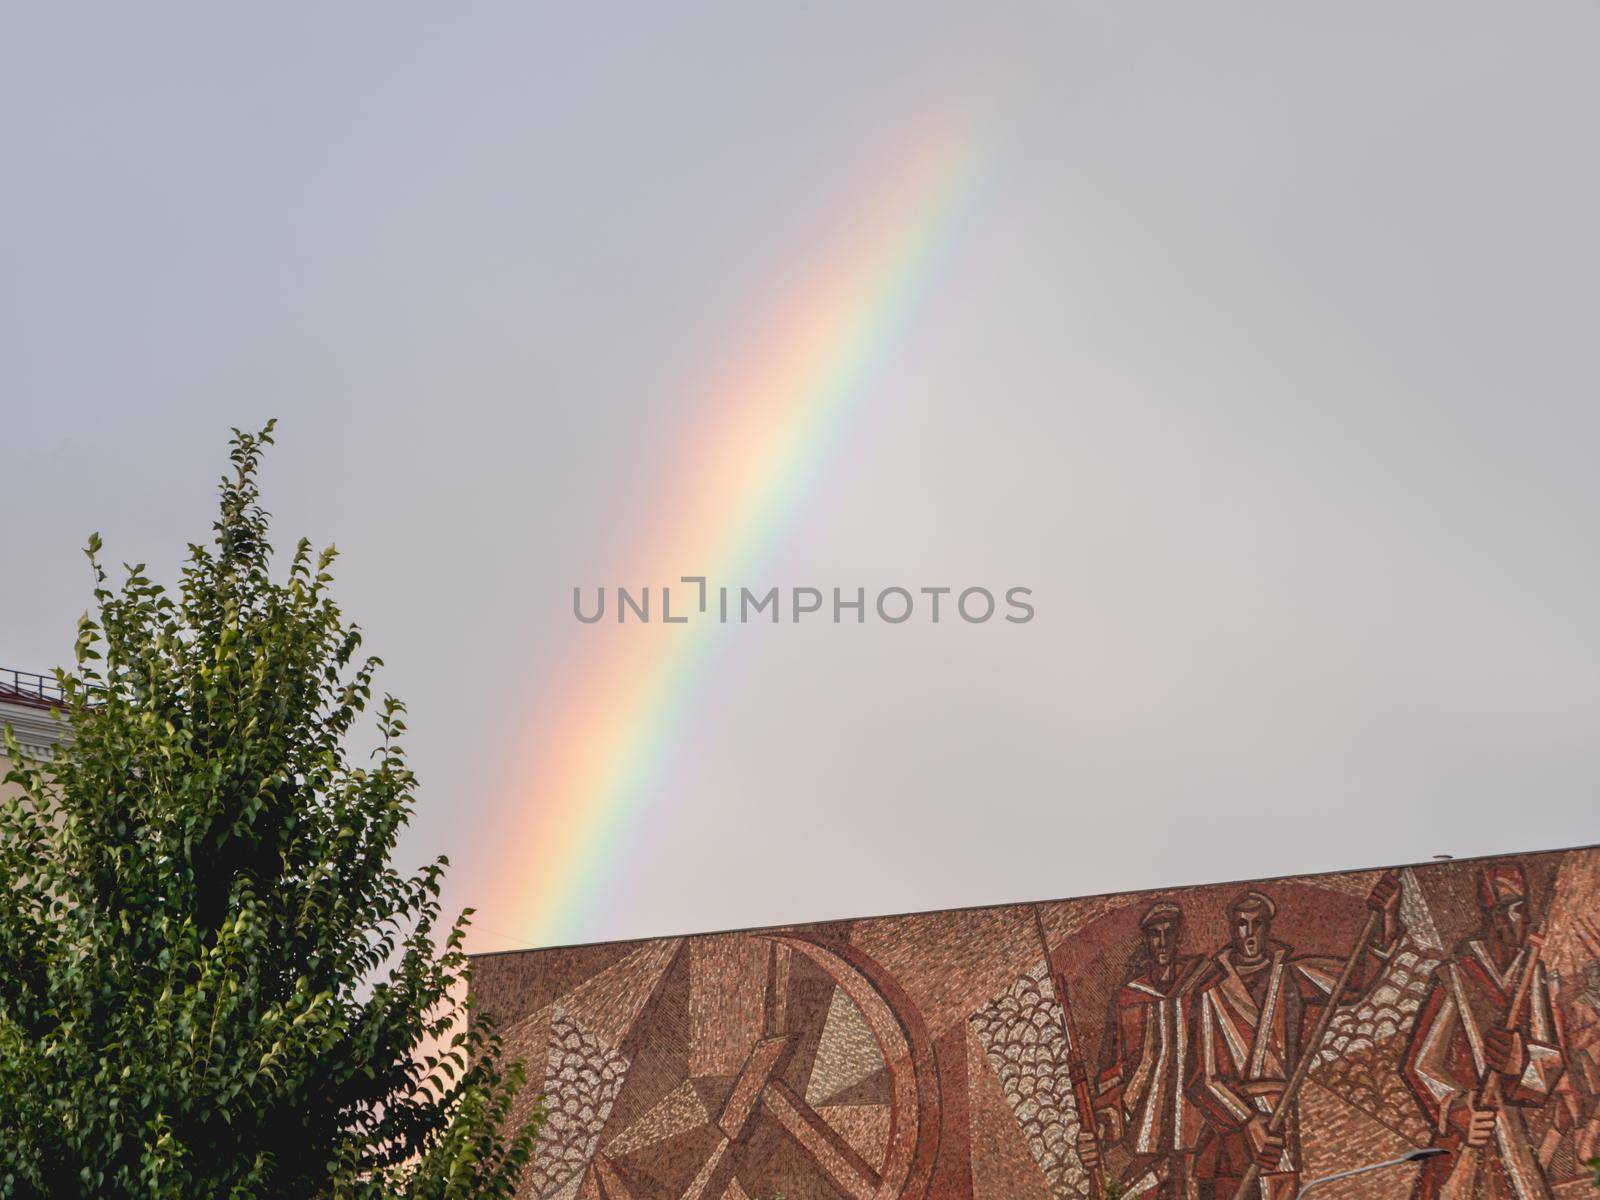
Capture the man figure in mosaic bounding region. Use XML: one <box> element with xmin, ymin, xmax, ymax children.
<box><xmin>1185</xmin><ymin>875</ymin><xmax>1405</xmax><ymax>1200</ymax></box>
<box><xmin>1402</xmin><ymin>863</ymin><xmax>1567</xmax><ymax>1200</ymax></box>
<box><xmin>1080</xmin><ymin>898</ymin><xmax>1209</xmax><ymax>1200</ymax></box>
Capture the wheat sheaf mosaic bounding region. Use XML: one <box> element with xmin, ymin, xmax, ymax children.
<box><xmin>470</xmin><ymin>845</ymin><xmax>1600</xmax><ymax>1200</ymax></box>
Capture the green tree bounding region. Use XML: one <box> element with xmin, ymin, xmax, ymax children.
<box><xmin>0</xmin><ymin>424</ymin><xmax>541</xmax><ymax>1198</ymax></box>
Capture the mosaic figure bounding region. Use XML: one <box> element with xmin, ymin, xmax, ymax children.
<box><xmin>1186</xmin><ymin>874</ymin><xmax>1405</xmax><ymax>1200</ymax></box>
<box><xmin>1403</xmin><ymin>864</ymin><xmax>1567</xmax><ymax>1200</ymax></box>
<box><xmin>1082</xmin><ymin>898</ymin><xmax>1208</xmax><ymax>1200</ymax></box>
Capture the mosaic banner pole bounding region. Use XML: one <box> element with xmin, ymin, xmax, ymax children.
<box><xmin>1034</xmin><ymin>904</ymin><xmax>1108</xmax><ymax>1200</ymax></box>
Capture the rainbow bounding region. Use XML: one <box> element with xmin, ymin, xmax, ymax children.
<box><xmin>481</xmin><ymin>119</ymin><xmax>992</xmax><ymax>949</ymax></box>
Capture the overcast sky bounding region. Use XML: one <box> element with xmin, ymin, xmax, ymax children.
<box><xmin>5</xmin><ymin>3</ymin><xmax>1598</xmax><ymax>951</ymax></box>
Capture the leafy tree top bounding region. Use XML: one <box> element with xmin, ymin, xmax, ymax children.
<box><xmin>0</xmin><ymin>423</ymin><xmax>539</xmax><ymax>1199</ymax></box>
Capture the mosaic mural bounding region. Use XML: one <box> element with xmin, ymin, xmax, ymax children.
<box><xmin>470</xmin><ymin>846</ymin><xmax>1600</xmax><ymax>1200</ymax></box>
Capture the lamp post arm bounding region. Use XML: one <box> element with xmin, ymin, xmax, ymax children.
<box><xmin>1293</xmin><ymin>1150</ymin><xmax>1446</xmax><ymax>1200</ymax></box>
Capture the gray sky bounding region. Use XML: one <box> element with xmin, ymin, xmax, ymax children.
<box><xmin>5</xmin><ymin>3</ymin><xmax>1598</xmax><ymax>951</ymax></box>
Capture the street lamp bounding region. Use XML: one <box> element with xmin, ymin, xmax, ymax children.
<box><xmin>1294</xmin><ymin>1148</ymin><xmax>1448</xmax><ymax>1200</ymax></box>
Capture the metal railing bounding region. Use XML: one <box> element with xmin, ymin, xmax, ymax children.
<box><xmin>0</xmin><ymin>667</ymin><xmax>66</xmax><ymax>705</ymax></box>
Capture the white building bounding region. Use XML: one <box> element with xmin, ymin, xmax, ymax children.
<box><xmin>0</xmin><ymin>667</ymin><xmax>68</xmax><ymax>800</ymax></box>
